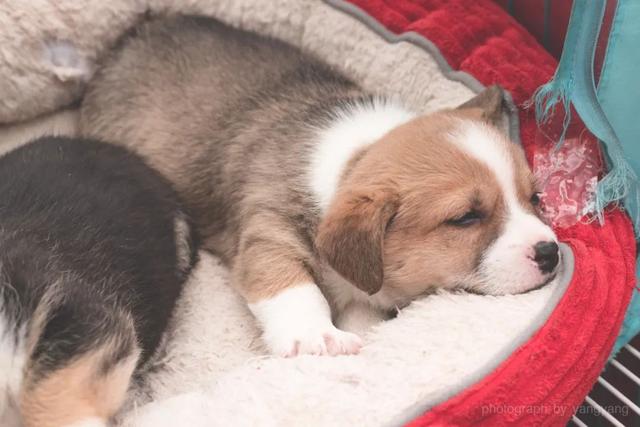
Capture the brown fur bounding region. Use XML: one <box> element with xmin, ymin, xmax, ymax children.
<box><xmin>316</xmin><ymin>187</ymin><xmax>399</xmax><ymax>294</ymax></box>
<box><xmin>21</xmin><ymin>343</ymin><xmax>139</xmax><ymax>427</ymax></box>
<box><xmin>234</xmin><ymin>212</ymin><xmax>318</xmax><ymax>302</ymax></box>
<box><xmin>316</xmin><ymin>109</ymin><xmax>536</xmax><ymax>300</ymax></box>
<box><xmin>19</xmin><ymin>295</ymin><xmax>140</xmax><ymax>427</ymax></box>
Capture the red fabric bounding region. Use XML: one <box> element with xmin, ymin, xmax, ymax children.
<box><xmin>342</xmin><ymin>1</ymin><xmax>637</xmax><ymax>425</ymax></box>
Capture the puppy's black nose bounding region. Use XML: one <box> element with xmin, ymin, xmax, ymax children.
<box><xmin>533</xmin><ymin>241</ymin><xmax>559</xmax><ymax>273</ymax></box>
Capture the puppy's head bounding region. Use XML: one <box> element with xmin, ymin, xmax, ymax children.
<box><xmin>316</xmin><ymin>86</ymin><xmax>559</xmax><ymax>308</ymax></box>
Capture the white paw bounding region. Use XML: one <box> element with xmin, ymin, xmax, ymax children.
<box><xmin>264</xmin><ymin>325</ymin><xmax>362</xmax><ymax>357</ymax></box>
<box><xmin>249</xmin><ymin>284</ymin><xmax>363</xmax><ymax>357</ymax></box>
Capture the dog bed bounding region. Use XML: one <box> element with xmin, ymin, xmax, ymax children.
<box><xmin>0</xmin><ymin>0</ymin><xmax>635</xmax><ymax>426</ymax></box>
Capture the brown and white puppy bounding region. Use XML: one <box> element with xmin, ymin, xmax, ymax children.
<box><xmin>80</xmin><ymin>15</ymin><xmax>559</xmax><ymax>357</ymax></box>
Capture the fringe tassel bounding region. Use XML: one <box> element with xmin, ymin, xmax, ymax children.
<box><xmin>533</xmin><ymin>77</ymin><xmax>574</xmax><ymax>148</ymax></box>
<box><xmin>533</xmin><ymin>0</ymin><xmax>640</xmax><ymax>230</ymax></box>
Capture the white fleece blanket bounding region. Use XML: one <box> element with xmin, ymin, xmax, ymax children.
<box><xmin>0</xmin><ymin>1</ymin><xmax>574</xmax><ymax>425</ymax></box>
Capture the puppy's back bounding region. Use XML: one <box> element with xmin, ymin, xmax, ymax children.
<box><xmin>82</xmin><ymin>16</ymin><xmax>306</xmax><ymax>145</ymax></box>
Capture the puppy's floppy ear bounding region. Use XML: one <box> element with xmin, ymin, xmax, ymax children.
<box><xmin>315</xmin><ymin>187</ymin><xmax>398</xmax><ymax>295</ymax></box>
<box><xmin>457</xmin><ymin>85</ymin><xmax>509</xmax><ymax>131</ymax></box>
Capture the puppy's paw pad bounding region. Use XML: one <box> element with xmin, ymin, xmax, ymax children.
<box><xmin>323</xmin><ymin>329</ymin><xmax>362</xmax><ymax>356</ymax></box>
<box><xmin>266</xmin><ymin>327</ymin><xmax>362</xmax><ymax>357</ymax></box>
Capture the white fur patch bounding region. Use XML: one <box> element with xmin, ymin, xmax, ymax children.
<box><xmin>0</xmin><ymin>314</ymin><xmax>26</xmax><ymax>427</ymax></box>
<box><xmin>174</xmin><ymin>213</ymin><xmax>192</xmax><ymax>274</ymax></box>
<box><xmin>309</xmin><ymin>100</ymin><xmax>415</xmax><ymax>211</ymax></box>
<box><xmin>249</xmin><ymin>283</ymin><xmax>362</xmax><ymax>356</ymax></box>
<box><xmin>451</xmin><ymin>122</ymin><xmax>558</xmax><ymax>294</ymax></box>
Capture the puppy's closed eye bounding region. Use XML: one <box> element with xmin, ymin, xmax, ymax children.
<box><xmin>446</xmin><ymin>209</ymin><xmax>484</xmax><ymax>227</ymax></box>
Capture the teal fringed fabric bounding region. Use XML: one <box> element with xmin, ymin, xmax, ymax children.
<box><xmin>534</xmin><ymin>0</ymin><xmax>639</xmax><ymax>229</ymax></box>
<box><xmin>535</xmin><ymin>0</ymin><xmax>640</xmax><ymax>356</ymax></box>
<box><xmin>599</xmin><ymin>0</ymin><xmax>640</xmax><ymax>356</ymax></box>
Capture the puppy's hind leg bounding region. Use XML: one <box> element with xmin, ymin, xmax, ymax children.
<box><xmin>20</xmin><ymin>302</ymin><xmax>140</xmax><ymax>427</ymax></box>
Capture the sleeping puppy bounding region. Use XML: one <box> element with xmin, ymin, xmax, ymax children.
<box><xmin>0</xmin><ymin>136</ymin><xmax>198</xmax><ymax>427</ymax></box>
<box><xmin>80</xmin><ymin>16</ymin><xmax>559</xmax><ymax>357</ymax></box>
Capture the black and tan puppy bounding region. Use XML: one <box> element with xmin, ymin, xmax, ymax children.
<box><xmin>0</xmin><ymin>136</ymin><xmax>198</xmax><ymax>427</ymax></box>
<box><xmin>81</xmin><ymin>16</ymin><xmax>558</xmax><ymax>358</ymax></box>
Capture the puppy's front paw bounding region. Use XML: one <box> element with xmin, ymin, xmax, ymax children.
<box><xmin>249</xmin><ymin>283</ymin><xmax>363</xmax><ymax>357</ymax></box>
<box><xmin>264</xmin><ymin>324</ymin><xmax>362</xmax><ymax>357</ymax></box>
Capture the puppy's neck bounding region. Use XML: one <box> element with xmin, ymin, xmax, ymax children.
<box><xmin>308</xmin><ymin>99</ymin><xmax>415</xmax><ymax>212</ymax></box>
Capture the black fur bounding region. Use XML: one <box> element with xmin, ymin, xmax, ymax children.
<box><xmin>0</xmin><ymin>136</ymin><xmax>198</xmax><ymax>382</ymax></box>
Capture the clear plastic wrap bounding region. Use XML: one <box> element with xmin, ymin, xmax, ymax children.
<box><xmin>532</xmin><ymin>114</ymin><xmax>604</xmax><ymax>229</ymax></box>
